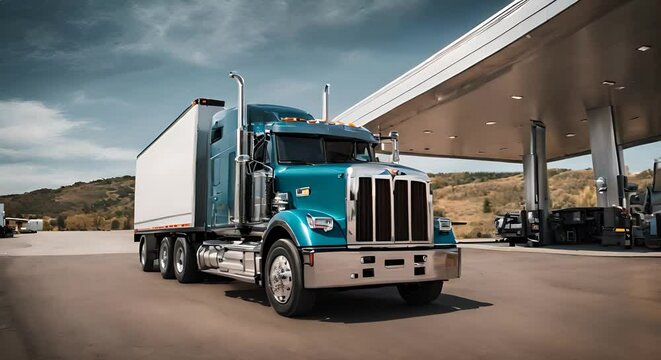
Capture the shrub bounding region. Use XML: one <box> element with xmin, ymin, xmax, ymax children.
<box><xmin>56</xmin><ymin>215</ymin><xmax>67</xmax><ymax>230</ymax></box>
<box><xmin>482</xmin><ymin>198</ymin><xmax>492</xmax><ymax>213</ymax></box>
<box><xmin>433</xmin><ymin>208</ymin><xmax>445</xmax><ymax>217</ymax></box>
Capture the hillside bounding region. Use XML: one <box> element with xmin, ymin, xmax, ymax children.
<box><xmin>434</xmin><ymin>169</ymin><xmax>653</xmax><ymax>238</ymax></box>
<box><xmin>0</xmin><ymin>169</ymin><xmax>653</xmax><ymax>234</ymax></box>
<box><xmin>0</xmin><ymin>176</ymin><xmax>135</xmax><ymax>231</ymax></box>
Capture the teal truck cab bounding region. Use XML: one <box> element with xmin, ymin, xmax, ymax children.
<box><xmin>134</xmin><ymin>74</ymin><xmax>460</xmax><ymax>316</ymax></box>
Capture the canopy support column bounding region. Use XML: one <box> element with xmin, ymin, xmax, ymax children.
<box><xmin>588</xmin><ymin>106</ymin><xmax>624</xmax><ymax>207</ymax></box>
<box><xmin>523</xmin><ymin>121</ymin><xmax>551</xmax><ymax>245</ymax></box>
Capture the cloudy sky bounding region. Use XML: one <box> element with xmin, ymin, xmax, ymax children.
<box><xmin>0</xmin><ymin>0</ymin><xmax>658</xmax><ymax>195</ymax></box>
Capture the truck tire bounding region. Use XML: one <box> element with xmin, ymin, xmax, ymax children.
<box><xmin>397</xmin><ymin>281</ymin><xmax>443</xmax><ymax>305</ymax></box>
<box><xmin>264</xmin><ymin>239</ymin><xmax>316</xmax><ymax>317</ymax></box>
<box><xmin>139</xmin><ymin>235</ymin><xmax>156</xmax><ymax>272</ymax></box>
<box><xmin>173</xmin><ymin>237</ymin><xmax>202</xmax><ymax>283</ymax></box>
<box><xmin>159</xmin><ymin>237</ymin><xmax>175</xmax><ymax>279</ymax></box>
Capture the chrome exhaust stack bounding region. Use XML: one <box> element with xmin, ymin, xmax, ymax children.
<box><xmin>229</xmin><ymin>72</ymin><xmax>250</xmax><ymax>225</ymax></box>
<box><xmin>322</xmin><ymin>83</ymin><xmax>330</xmax><ymax>121</ymax></box>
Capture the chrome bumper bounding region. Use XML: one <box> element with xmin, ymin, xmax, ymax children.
<box><xmin>303</xmin><ymin>247</ymin><xmax>460</xmax><ymax>289</ymax></box>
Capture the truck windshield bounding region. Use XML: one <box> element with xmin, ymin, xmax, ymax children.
<box><xmin>277</xmin><ymin>135</ymin><xmax>373</xmax><ymax>164</ymax></box>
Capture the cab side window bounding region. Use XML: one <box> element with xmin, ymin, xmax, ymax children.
<box><xmin>253</xmin><ymin>136</ymin><xmax>270</xmax><ymax>165</ymax></box>
<box><xmin>211</xmin><ymin>126</ymin><xmax>223</xmax><ymax>143</ymax></box>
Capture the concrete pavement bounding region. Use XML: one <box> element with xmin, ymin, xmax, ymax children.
<box><xmin>0</xmin><ymin>231</ymin><xmax>660</xmax><ymax>359</ymax></box>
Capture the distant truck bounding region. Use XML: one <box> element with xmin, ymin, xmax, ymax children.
<box><xmin>630</xmin><ymin>159</ymin><xmax>661</xmax><ymax>248</ymax></box>
<box><xmin>20</xmin><ymin>219</ymin><xmax>44</xmax><ymax>233</ymax></box>
<box><xmin>134</xmin><ymin>74</ymin><xmax>460</xmax><ymax>316</ymax></box>
<box><xmin>0</xmin><ymin>203</ymin><xmax>14</xmax><ymax>238</ymax></box>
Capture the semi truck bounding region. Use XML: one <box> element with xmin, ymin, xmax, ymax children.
<box><xmin>134</xmin><ymin>73</ymin><xmax>460</xmax><ymax>316</ymax></box>
<box><xmin>0</xmin><ymin>203</ymin><xmax>11</xmax><ymax>238</ymax></box>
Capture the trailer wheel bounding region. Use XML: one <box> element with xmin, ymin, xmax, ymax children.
<box><xmin>173</xmin><ymin>237</ymin><xmax>202</xmax><ymax>283</ymax></box>
<box><xmin>397</xmin><ymin>281</ymin><xmax>443</xmax><ymax>305</ymax></box>
<box><xmin>159</xmin><ymin>237</ymin><xmax>175</xmax><ymax>279</ymax></box>
<box><xmin>264</xmin><ymin>239</ymin><xmax>316</xmax><ymax>317</ymax></box>
<box><xmin>139</xmin><ymin>235</ymin><xmax>156</xmax><ymax>272</ymax></box>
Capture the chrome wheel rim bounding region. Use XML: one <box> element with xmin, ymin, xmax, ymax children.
<box><xmin>160</xmin><ymin>242</ymin><xmax>168</xmax><ymax>270</ymax></box>
<box><xmin>140</xmin><ymin>241</ymin><xmax>146</xmax><ymax>266</ymax></box>
<box><xmin>175</xmin><ymin>247</ymin><xmax>184</xmax><ymax>274</ymax></box>
<box><xmin>269</xmin><ymin>255</ymin><xmax>293</xmax><ymax>304</ymax></box>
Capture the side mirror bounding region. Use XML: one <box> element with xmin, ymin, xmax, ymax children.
<box><xmin>626</xmin><ymin>182</ymin><xmax>638</xmax><ymax>192</ymax></box>
<box><xmin>630</xmin><ymin>194</ymin><xmax>643</xmax><ymax>205</ymax></box>
<box><xmin>595</xmin><ymin>177</ymin><xmax>607</xmax><ymax>193</ymax></box>
<box><xmin>389</xmin><ymin>131</ymin><xmax>400</xmax><ymax>163</ymax></box>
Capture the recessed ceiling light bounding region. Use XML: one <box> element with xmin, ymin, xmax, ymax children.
<box><xmin>525</xmin><ymin>34</ymin><xmax>532</xmax><ymax>39</ymax></box>
<box><xmin>486</xmin><ymin>121</ymin><xmax>497</xmax><ymax>125</ymax></box>
<box><xmin>615</xmin><ymin>86</ymin><xmax>625</xmax><ymax>90</ymax></box>
<box><xmin>449</xmin><ymin>135</ymin><xmax>458</xmax><ymax>139</ymax></box>
<box><xmin>511</xmin><ymin>95</ymin><xmax>524</xmax><ymax>100</ymax></box>
<box><xmin>637</xmin><ymin>45</ymin><xmax>652</xmax><ymax>52</ymax></box>
<box><xmin>602</xmin><ymin>80</ymin><xmax>616</xmax><ymax>86</ymax></box>
<box><xmin>499</xmin><ymin>147</ymin><xmax>508</xmax><ymax>151</ymax></box>
<box><xmin>423</xmin><ymin>130</ymin><xmax>433</xmax><ymax>134</ymax></box>
<box><xmin>565</xmin><ymin>133</ymin><xmax>576</xmax><ymax>137</ymax></box>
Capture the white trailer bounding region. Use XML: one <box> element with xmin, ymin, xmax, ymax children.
<box><xmin>27</xmin><ymin>219</ymin><xmax>43</xmax><ymax>232</ymax></box>
<box><xmin>134</xmin><ymin>99</ymin><xmax>225</xmax><ymax>233</ymax></box>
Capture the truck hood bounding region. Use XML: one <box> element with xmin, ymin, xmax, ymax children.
<box><xmin>274</xmin><ymin>162</ymin><xmax>429</xmax><ymax>233</ymax></box>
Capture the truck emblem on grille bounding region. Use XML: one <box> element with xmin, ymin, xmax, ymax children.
<box><xmin>384</xmin><ymin>168</ymin><xmax>400</xmax><ymax>177</ymax></box>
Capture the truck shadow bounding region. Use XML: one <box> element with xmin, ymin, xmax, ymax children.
<box><xmin>224</xmin><ymin>285</ymin><xmax>492</xmax><ymax>323</ymax></box>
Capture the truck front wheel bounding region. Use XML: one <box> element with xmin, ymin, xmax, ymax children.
<box><xmin>397</xmin><ymin>281</ymin><xmax>443</xmax><ymax>305</ymax></box>
<box><xmin>139</xmin><ymin>235</ymin><xmax>156</xmax><ymax>272</ymax></box>
<box><xmin>264</xmin><ymin>239</ymin><xmax>316</xmax><ymax>317</ymax></box>
<box><xmin>173</xmin><ymin>237</ymin><xmax>202</xmax><ymax>283</ymax></box>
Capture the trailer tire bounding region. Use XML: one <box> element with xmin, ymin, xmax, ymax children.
<box><xmin>159</xmin><ymin>237</ymin><xmax>175</xmax><ymax>279</ymax></box>
<box><xmin>173</xmin><ymin>237</ymin><xmax>202</xmax><ymax>283</ymax></box>
<box><xmin>264</xmin><ymin>239</ymin><xmax>316</xmax><ymax>317</ymax></box>
<box><xmin>139</xmin><ymin>235</ymin><xmax>156</xmax><ymax>272</ymax></box>
<box><xmin>397</xmin><ymin>280</ymin><xmax>443</xmax><ymax>305</ymax></box>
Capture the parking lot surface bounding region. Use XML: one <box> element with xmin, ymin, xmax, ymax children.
<box><xmin>1</xmin><ymin>232</ymin><xmax>659</xmax><ymax>359</ymax></box>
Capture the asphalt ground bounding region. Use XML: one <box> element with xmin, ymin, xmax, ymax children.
<box><xmin>0</xmin><ymin>232</ymin><xmax>660</xmax><ymax>360</ymax></box>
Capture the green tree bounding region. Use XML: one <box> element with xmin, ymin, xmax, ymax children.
<box><xmin>111</xmin><ymin>219</ymin><xmax>120</xmax><ymax>230</ymax></box>
<box><xmin>482</xmin><ymin>198</ymin><xmax>492</xmax><ymax>213</ymax></box>
<box><xmin>56</xmin><ymin>215</ymin><xmax>66</xmax><ymax>230</ymax></box>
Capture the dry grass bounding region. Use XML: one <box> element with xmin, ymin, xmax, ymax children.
<box><xmin>433</xmin><ymin>169</ymin><xmax>653</xmax><ymax>238</ymax></box>
<box><xmin>1</xmin><ymin>168</ymin><xmax>655</xmax><ymax>233</ymax></box>
<box><xmin>0</xmin><ymin>176</ymin><xmax>134</xmax><ymax>231</ymax></box>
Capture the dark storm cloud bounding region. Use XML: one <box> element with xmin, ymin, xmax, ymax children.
<box><xmin>2</xmin><ymin>0</ymin><xmax>537</xmax><ymax>194</ymax></box>
<box><xmin>0</xmin><ymin>1</ymin><xmax>484</xmax><ymax>85</ymax></box>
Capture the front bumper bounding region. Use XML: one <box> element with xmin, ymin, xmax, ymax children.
<box><xmin>302</xmin><ymin>247</ymin><xmax>460</xmax><ymax>289</ymax></box>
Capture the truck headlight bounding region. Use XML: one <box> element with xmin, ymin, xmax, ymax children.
<box><xmin>436</xmin><ymin>217</ymin><xmax>452</xmax><ymax>232</ymax></box>
<box><xmin>306</xmin><ymin>214</ymin><xmax>334</xmax><ymax>232</ymax></box>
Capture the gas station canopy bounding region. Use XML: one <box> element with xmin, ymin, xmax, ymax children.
<box><xmin>337</xmin><ymin>0</ymin><xmax>660</xmax><ymax>163</ymax></box>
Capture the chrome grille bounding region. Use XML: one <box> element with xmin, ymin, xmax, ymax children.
<box><xmin>352</xmin><ymin>175</ymin><xmax>431</xmax><ymax>244</ymax></box>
